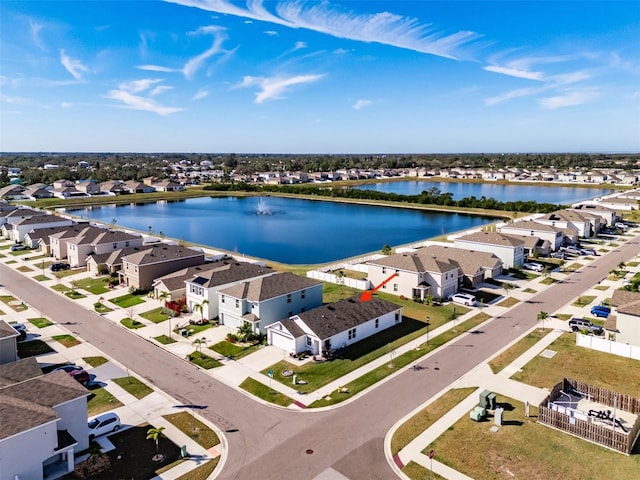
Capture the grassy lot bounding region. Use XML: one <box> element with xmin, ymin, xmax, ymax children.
<box><xmin>28</xmin><ymin>317</ymin><xmax>53</xmax><ymax>328</ymax></box>
<box><xmin>209</xmin><ymin>340</ymin><xmax>261</xmax><ymax>360</ymax></box>
<box><xmin>154</xmin><ymin>334</ymin><xmax>176</xmax><ymax>345</ymax></box>
<box><xmin>120</xmin><ymin>317</ymin><xmax>146</xmax><ymax>329</ymax></box>
<box><xmin>555</xmin><ymin>313</ymin><xmax>572</xmax><ymax>321</ymax></box>
<box><xmin>496</xmin><ymin>297</ymin><xmax>520</xmax><ymax>308</ymax></box>
<box><xmin>512</xmin><ymin>333</ymin><xmax>640</xmax><ymax>397</ymax></box>
<box><xmin>174</xmin><ymin>322</ymin><xmax>212</xmax><ymax>335</ymax></box>
<box><xmin>112</xmin><ymin>376</ymin><xmax>154</xmax><ymax>399</ymax></box>
<box><xmin>24</xmin><ymin>254</ymin><xmax>49</xmax><ymax>261</ymax></box>
<box><xmin>402</xmin><ymin>461</ymin><xmax>445</xmax><ymax>480</ymax></box>
<box><xmin>110</xmin><ymin>293</ymin><xmax>146</xmax><ymax>308</ymax></box>
<box><xmin>17</xmin><ymin>265</ymin><xmax>33</xmax><ymax>272</ymax></box>
<box><xmin>17</xmin><ymin>340</ymin><xmax>54</xmax><ymax>357</ymax></box>
<box><xmin>472</xmin><ymin>290</ymin><xmax>502</xmax><ymax>305</ymax></box>
<box><xmin>52</xmin><ymin>334</ymin><xmax>81</xmax><ymax>347</ymax></box>
<box><xmin>87</xmin><ymin>387</ymin><xmax>124</xmax><ymax>416</ymax></box>
<box><xmin>175</xmin><ymin>460</ymin><xmax>218</xmax><ymax>480</ymax></box>
<box><xmin>0</xmin><ymin>295</ymin><xmax>28</xmax><ymax>312</ymax></box>
<box><xmin>239</xmin><ymin>377</ymin><xmax>294</xmax><ymax>407</ymax></box>
<box><xmin>562</xmin><ymin>262</ymin><xmax>583</xmax><ymax>273</ymax></box>
<box><xmin>488</xmin><ymin>329</ymin><xmax>551</xmax><ymax>374</ymax></box>
<box><xmin>308</xmin><ymin>313</ymin><xmax>490</xmax><ymax>407</ymax></box>
<box><xmin>51</xmin><ymin>284</ymin><xmax>70</xmax><ymax>293</ymax></box>
<box><xmin>33</xmin><ymin>274</ymin><xmax>51</xmax><ymax>281</ymax></box>
<box><xmin>522</xmin><ymin>288</ymin><xmax>537</xmax><ymax>294</ymax></box>
<box><xmin>163</xmin><ymin>411</ymin><xmax>220</xmax><ymax>448</ymax></box>
<box><xmin>539</xmin><ymin>277</ymin><xmax>556</xmax><ymax>285</ymax></box>
<box><xmin>627</xmin><ymin>261</ymin><xmax>639</xmax><ymax>267</ymax></box>
<box><xmin>94</xmin><ymin>302</ymin><xmax>114</xmax><ymax>313</ymax></box>
<box><xmin>594</xmin><ymin>285</ymin><xmax>610</xmax><ymax>291</ymax></box>
<box><xmin>73</xmin><ymin>276</ymin><xmax>111</xmax><ymax>294</ymax></box>
<box><xmin>391</xmin><ymin>387</ymin><xmax>476</xmax><ymax>455</ymax></box>
<box><xmin>64</xmin><ymin>290</ymin><xmax>87</xmax><ymax>300</ymax></box>
<box><xmin>572</xmin><ymin>295</ymin><xmax>596</xmax><ymax>307</ymax></box>
<box><xmin>188</xmin><ymin>351</ymin><xmax>222</xmax><ymax>369</ymax></box>
<box><xmin>139</xmin><ymin>306</ymin><xmax>173</xmax><ymax>323</ymax></box>
<box><xmin>427</xmin><ymin>394</ymin><xmax>640</xmax><ymax>480</ymax></box>
<box><xmin>83</xmin><ymin>356</ymin><xmax>108</xmax><ymax>368</ymax></box>
<box><xmin>9</xmin><ymin>249</ymin><xmax>35</xmax><ymax>257</ymax></box>
<box><xmin>53</xmin><ymin>268</ymin><xmax>83</xmax><ymax>279</ymax></box>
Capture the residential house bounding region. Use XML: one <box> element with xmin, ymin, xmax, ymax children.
<box><xmin>0</xmin><ymin>364</ymin><xmax>91</xmax><ymax>480</ymax></box>
<box><xmin>122</xmin><ymin>180</ymin><xmax>156</xmax><ymax>194</ymax></box>
<box><xmin>182</xmin><ymin>261</ymin><xmax>275</xmax><ymax>321</ymax></box>
<box><xmin>0</xmin><ymin>320</ymin><xmax>19</xmax><ymax>365</ymax></box>
<box><xmin>75</xmin><ymin>179</ymin><xmax>101</xmax><ymax>195</ymax></box>
<box><xmin>25</xmin><ymin>225</ymin><xmax>79</xmax><ymax>252</ymax></box>
<box><xmin>592</xmin><ymin>196</ymin><xmax>639</xmax><ymax>211</ymax></box>
<box><xmin>454</xmin><ymin>231</ymin><xmax>524</xmax><ymax>269</ymax></box>
<box><xmin>217</xmin><ymin>272</ymin><xmax>323</xmax><ymax>334</ymax></box>
<box><xmin>5</xmin><ymin>214</ymin><xmax>74</xmax><ymax>242</ymax></box>
<box><xmin>610</xmin><ymin>290</ymin><xmax>640</xmax><ymax>346</ymax></box>
<box><xmin>535</xmin><ymin>209</ymin><xmax>600</xmax><ymax>238</ymax></box>
<box><xmin>120</xmin><ymin>243</ymin><xmax>205</xmax><ymax>290</ymax></box>
<box><xmin>99</xmin><ymin>180</ymin><xmax>126</xmax><ymax>195</ymax></box>
<box><xmin>0</xmin><ymin>201</ymin><xmax>18</xmax><ymax>224</ymax></box>
<box><xmin>519</xmin><ymin>235</ymin><xmax>552</xmax><ymax>257</ymax></box>
<box><xmin>1</xmin><ymin>207</ymin><xmax>43</xmax><ymax>228</ymax></box>
<box><xmin>267</xmin><ymin>295</ymin><xmax>402</xmax><ymax>355</ymax></box>
<box><xmin>367</xmin><ymin>250</ymin><xmax>459</xmax><ymax>301</ymax></box>
<box><xmin>86</xmin><ymin>245</ymin><xmax>147</xmax><ymax>276</ymax></box>
<box><xmin>23</xmin><ymin>183</ymin><xmax>54</xmax><ymax>200</ymax></box>
<box><xmin>499</xmin><ymin>220</ymin><xmax>564</xmax><ymax>251</ymax></box>
<box><xmin>0</xmin><ymin>184</ymin><xmax>27</xmax><ymax>200</ymax></box>
<box><xmin>67</xmin><ymin>229</ymin><xmax>143</xmax><ymax>267</ymax></box>
<box><xmin>152</xmin><ymin>179</ymin><xmax>185</xmax><ymax>192</ymax></box>
<box><xmin>571</xmin><ymin>204</ymin><xmax>618</xmax><ymax>228</ymax></box>
<box><xmin>49</xmin><ymin>225</ymin><xmax>107</xmax><ymax>261</ymax></box>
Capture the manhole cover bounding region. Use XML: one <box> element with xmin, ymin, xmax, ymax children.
<box><xmin>306</xmin><ymin>449</ymin><xmax>314</xmax><ymax>455</ymax></box>
<box><xmin>282</xmin><ymin>369</ymin><xmax>294</xmax><ymax>377</ymax></box>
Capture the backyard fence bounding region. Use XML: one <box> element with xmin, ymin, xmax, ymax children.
<box><xmin>306</xmin><ymin>270</ymin><xmax>371</xmax><ymax>291</ymax></box>
<box><xmin>576</xmin><ymin>333</ymin><xmax>640</xmax><ymax>361</ymax></box>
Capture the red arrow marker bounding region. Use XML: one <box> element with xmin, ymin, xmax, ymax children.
<box><xmin>360</xmin><ymin>273</ymin><xmax>398</xmax><ymax>302</ymax></box>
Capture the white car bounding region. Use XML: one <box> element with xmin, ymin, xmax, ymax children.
<box><xmin>523</xmin><ymin>262</ymin><xmax>544</xmax><ymax>272</ymax></box>
<box><xmin>88</xmin><ymin>412</ymin><xmax>121</xmax><ymax>440</ymax></box>
<box><xmin>450</xmin><ymin>293</ymin><xmax>477</xmax><ymax>306</ymax></box>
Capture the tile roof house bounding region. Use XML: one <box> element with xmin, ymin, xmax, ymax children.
<box><xmin>119</xmin><ymin>243</ymin><xmax>205</xmax><ymax>290</ymax></box>
<box><xmin>266</xmin><ymin>295</ymin><xmax>402</xmax><ymax>355</ymax></box>
<box><xmin>610</xmin><ymin>290</ymin><xmax>640</xmax><ymax>347</ymax></box>
<box><xmin>367</xmin><ymin>250</ymin><xmax>459</xmax><ymax>301</ymax></box>
<box><xmin>454</xmin><ymin>231</ymin><xmax>525</xmax><ymax>269</ymax></box>
<box><xmin>0</xmin><ymin>360</ymin><xmax>91</xmax><ymax>480</ymax></box>
<box><xmin>182</xmin><ymin>261</ymin><xmax>275</xmax><ymax>321</ymax></box>
<box><xmin>217</xmin><ymin>272</ymin><xmax>323</xmax><ymax>334</ymax></box>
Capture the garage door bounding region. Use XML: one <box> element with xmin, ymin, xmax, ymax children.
<box><xmin>270</xmin><ymin>330</ymin><xmax>293</xmax><ymax>351</ymax></box>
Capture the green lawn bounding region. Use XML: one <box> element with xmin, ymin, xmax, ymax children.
<box><xmin>17</xmin><ymin>339</ymin><xmax>55</xmax><ymax>357</ymax></box>
<box><xmin>427</xmin><ymin>395</ymin><xmax>640</xmax><ymax>480</ymax></box>
<box><xmin>33</xmin><ymin>274</ymin><xmax>51</xmax><ymax>281</ymax></box>
<box><xmin>28</xmin><ymin>317</ymin><xmax>53</xmax><ymax>328</ymax></box>
<box><xmin>94</xmin><ymin>302</ymin><xmax>114</xmax><ymax>314</ymax></box>
<box><xmin>555</xmin><ymin>313</ymin><xmax>572</xmax><ymax>321</ymax></box>
<box><xmin>87</xmin><ymin>387</ymin><xmax>124</xmax><ymax>416</ymax></box>
<box><xmin>175</xmin><ymin>460</ymin><xmax>218</xmax><ymax>480</ymax></box>
<box><xmin>512</xmin><ymin>333</ymin><xmax>640</xmax><ymax>397</ymax></box>
<box><xmin>51</xmin><ymin>284</ymin><xmax>70</xmax><ymax>292</ymax></box>
<box><xmin>496</xmin><ymin>297</ymin><xmax>520</xmax><ymax>308</ymax></box>
<box><xmin>562</xmin><ymin>262</ymin><xmax>583</xmax><ymax>273</ymax></box>
<box><xmin>17</xmin><ymin>265</ymin><xmax>33</xmax><ymax>272</ymax></box>
<box><xmin>64</xmin><ymin>290</ymin><xmax>87</xmax><ymax>300</ymax></box>
<box><xmin>391</xmin><ymin>387</ymin><xmax>476</xmax><ymax>455</ymax></box>
<box><xmin>112</xmin><ymin>376</ymin><xmax>154</xmax><ymax>399</ymax></box>
<box><xmin>154</xmin><ymin>335</ymin><xmax>176</xmax><ymax>345</ymax></box>
<box><xmin>163</xmin><ymin>411</ymin><xmax>220</xmax><ymax>448</ymax></box>
<box><xmin>522</xmin><ymin>288</ymin><xmax>537</xmax><ymax>294</ymax></box>
<box><xmin>139</xmin><ymin>306</ymin><xmax>171</xmax><ymax>323</ymax></box>
<box><xmin>402</xmin><ymin>461</ymin><xmax>445</xmax><ymax>480</ymax></box>
<box><xmin>539</xmin><ymin>277</ymin><xmax>557</xmax><ymax>285</ymax></box>
<box><xmin>187</xmin><ymin>351</ymin><xmax>222</xmax><ymax>369</ymax></box>
<box><xmin>120</xmin><ymin>317</ymin><xmax>146</xmax><ymax>329</ymax></box>
<box><xmin>52</xmin><ymin>334</ymin><xmax>81</xmax><ymax>347</ymax></box>
<box><xmin>239</xmin><ymin>377</ymin><xmax>293</xmax><ymax>407</ymax></box>
<box><xmin>54</xmin><ymin>268</ymin><xmax>83</xmax><ymax>278</ymax></box>
<box><xmin>109</xmin><ymin>293</ymin><xmax>146</xmax><ymax>308</ymax></box>
<box><xmin>209</xmin><ymin>341</ymin><xmax>261</xmax><ymax>360</ymax></box>
<box><xmin>83</xmin><ymin>356</ymin><xmax>109</xmax><ymax>368</ymax></box>
<box><xmin>0</xmin><ymin>295</ymin><xmax>28</xmax><ymax>312</ymax></box>
<box><xmin>572</xmin><ymin>295</ymin><xmax>596</xmax><ymax>307</ymax></box>
<box><xmin>73</xmin><ymin>276</ymin><xmax>111</xmax><ymax>294</ymax></box>
<box><xmin>488</xmin><ymin>329</ymin><xmax>551</xmax><ymax>374</ymax></box>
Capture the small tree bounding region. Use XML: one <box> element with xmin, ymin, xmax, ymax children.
<box><xmin>158</xmin><ymin>290</ymin><xmax>169</xmax><ymax>303</ymax></box>
<box><xmin>381</xmin><ymin>244</ymin><xmax>393</xmax><ymax>255</ymax></box>
<box><xmin>503</xmin><ymin>282</ymin><xmax>514</xmax><ymax>298</ymax></box>
<box><xmin>537</xmin><ymin>311</ymin><xmax>549</xmax><ymax>330</ymax></box>
<box><xmin>192</xmin><ymin>337</ymin><xmax>208</xmax><ymax>358</ymax></box>
<box><xmin>237</xmin><ymin>322</ymin><xmax>253</xmax><ymax>343</ymax></box>
<box><xmin>146</xmin><ymin>426</ymin><xmax>165</xmax><ymax>452</ymax></box>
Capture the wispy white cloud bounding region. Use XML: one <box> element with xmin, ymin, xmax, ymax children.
<box><xmin>150</xmin><ymin>85</ymin><xmax>174</xmax><ymax>96</ymax></box>
<box><xmin>29</xmin><ymin>19</ymin><xmax>44</xmax><ymax>50</ymax></box>
<box><xmin>165</xmin><ymin>0</ymin><xmax>481</xmax><ymax>60</ymax></box>
<box><xmin>294</xmin><ymin>41</ymin><xmax>307</xmax><ymax>50</ymax></box>
<box><xmin>264</xmin><ymin>30</ymin><xmax>278</xmax><ymax>36</ymax></box>
<box><xmin>538</xmin><ymin>90</ymin><xmax>598</xmax><ymax>109</ymax></box>
<box><xmin>234</xmin><ymin>73</ymin><xmax>326</xmax><ymax>103</ymax></box>
<box><xmin>137</xmin><ymin>25</ymin><xmax>231</xmax><ymax>79</ymax></box>
<box><xmin>60</xmin><ymin>50</ymin><xmax>89</xmax><ymax>80</ymax></box>
<box><xmin>484</xmin><ymin>86</ymin><xmax>548</xmax><ymax>106</ymax></box>
<box><xmin>483</xmin><ymin>65</ymin><xmax>544</xmax><ymax>81</ymax></box>
<box><xmin>1</xmin><ymin>95</ymin><xmax>33</xmax><ymax>106</ymax></box>
<box><xmin>353</xmin><ymin>99</ymin><xmax>372</xmax><ymax>110</ymax></box>
<box><xmin>193</xmin><ymin>88</ymin><xmax>210</xmax><ymax>100</ymax></box>
<box><xmin>104</xmin><ymin>78</ymin><xmax>182</xmax><ymax>115</ymax></box>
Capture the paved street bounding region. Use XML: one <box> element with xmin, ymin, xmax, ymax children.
<box><xmin>1</xmin><ymin>232</ymin><xmax>638</xmax><ymax>479</ymax></box>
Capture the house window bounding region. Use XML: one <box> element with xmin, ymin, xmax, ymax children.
<box><xmin>382</xmin><ymin>284</ymin><xmax>387</xmax><ymax>289</ymax></box>
<box><xmin>235</xmin><ymin>299</ymin><xmax>239</xmax><ymax>308</ymax></box>
<box><xmin>382</xmin><ymin>267</ymin><xmax>387</xmax><ymax>275</ymax></box>
<box><xmin>125</xmin><ymin>241</ymin><xmax>129</xmax><ymax>247</ymax></box>
<box><xmin>395</xmin><ymin>269</ymin><xmax>399</xmax><ymax>276</ymax></box>
<box><xmin>306</xmin><ymin>336</ymin><xmax>312</xmax><ymax>347</ymax></box>
<box><xmin>287</xmin><ymin>294</ymin><xmax>292</xmax><ymax>303</ymax></box>
<box><xmin>348</xmin><ymin>328</ymin><xmax>356</xmax><ymax>340</ymax></box>
<box><xmin>301</xmin><ymin>290</ymin><xmax>305</xmax><ymax>299</ymax></box>
<box><xmin>113</xmin><ymin>243</ymin><xmax>117</xmax><ymax>249</ymax></box>
<box><xmin>375</xmin><ymin>318</ymin><xmax>379</xmax><ymax>329</ymax></box>
<box><xmin>395</xmin><ymin>312</ymin><xmax>400</xmax><ymax>324</ymax></box>
<box><xmin>393</xmin><ymin>283</ymin><xmax>398</xmax><ymax>292</ymax></box>
<box><xmin>221</xmin><ymin>295</ymin><xmax>225</xmax><ymax>304</ymax></box>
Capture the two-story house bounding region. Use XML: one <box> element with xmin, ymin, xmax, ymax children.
<box><xmin>183</xmin><ymin>261</ymin><xmax>275</xmax><ymax>321</ymax></box>
<box><xmin>217</xmin><ymin>272</ymin><xmax>323</xmax><ymax>334</ymax></box>
<box><xmin>267</xmin><ymin>295</ymin><xmax>402</xmax><ymax>355</ymax></box>
<box><xmin>453</xmin><ymin>231</ymin><xmax>525</xmax><ymax>269</ymax></box>
<box><xmin>419</xmin><ymin>245</ymin><xmax>503</xmax><ymax>289</ymax></box>
<box><xmin>67</xmin><ymin>229</ymin><xmax>144</xmax><ymax>267</ymax></box>
<box><xmin>499</xmin><ymin>220</ymin><xmax>564</xmax><ymax>251</ymax></box>
<box><xmin>367</xmin><ymin>250</ymin><xmax>459</xmax><ymax>301</ymax></box>
<box><xmin>610</xmin><ymin>290</ymin><xmax>640</xmax><ymax>346</ymax></box>
<box><xmin>535</xmin><ymin>209</ymin><xmax>600</xmax><ymax>238</ymax></box>
<box><xmin>5</xmin><ymin>215</ymin><xmax>74</xmax><ymax>243</ymax></box>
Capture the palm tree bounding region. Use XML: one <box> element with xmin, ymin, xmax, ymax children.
<box><xmin>193</xmin><ymin>302</ymin><xmax>203</xmax><ymax>321</ymax></box>
<box><xmin>503</xmin><ymin>281</ymin><xmax>514</xmax><ymax>298</ymax></box>
<box><xmin>158</xmin><ymin>290</ymin><xmax>169</xmax><ymax>304</ymax></box>
<box><xmin>537</xmin><ymin>311</ymin><xmax>549</xmax><ymax>330</ymax></box>
<box><xmin>192</xmin><ymin>337</ymin><xmax>208</xmax><ymax>358</ymax></box>
<box><xmin>146</xmin><ymin>426</ymin><xmax>166</xmax><ymax>452</ymax></box>
<box><xmin>201</xmin><ymin>299</ymin><xmax>209</xmax><ymax>322</ymax></box>
<box><xmin>237</xmin><ymin>322</ymin><xmax>253</xmax><ymax>343</ymax></box>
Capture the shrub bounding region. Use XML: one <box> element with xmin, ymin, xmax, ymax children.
<box><xmin>97</xmin><ymin>264</ymin><xmax>109</xmax><ymax>275</ymax></box>
<box><xmin>226</xmin><ymin>333</ymin><xmax>238</xmax><ymax>343</ymax></box>
<box><xmin>128</xmin><ymin>286</ymin><xmax>148</xmax><ymax>295</ymax></box>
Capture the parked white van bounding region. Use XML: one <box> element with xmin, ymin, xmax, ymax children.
<box><xmin>450</xmin><ymin>293</ymin><xmax>477</xmax><ymax>307</ymax></box>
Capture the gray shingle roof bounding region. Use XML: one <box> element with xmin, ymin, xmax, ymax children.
<box><xmin>500</xmin><ymin>220</ymin><xmax>562</xmax><ymax>233</ymax></box>
<box><xmin>121</xmin><ymin>244</ymin><xmax>204</xmax><ymax>266</ymax></box>
<box><xmin>296</xmin><ymin>295</ymin><xmax>401</xmax><ymax>339</ymax></box>
<box><xmin>92</xmin><ymin>229</ymin><xmax>141</xmax><ymax>245</ymax></box>
<box><xmin>188</xmin><ymin>262</ymin><xmax>275</xmax><ymax>288</ymax></box>
<box><xmin>0</xmin><ymin>320</ymin><xmax>19</xmax><ymax>339</ymax></box>
<box><xmin>368</xmin><ymin>250</ymin><xmax>456</xmax><ymax>274</ymax></box>
<box><xmin>0</xmin><ymin>357</ymin><xmax>43</xmax><ymax>387</ymax></box>
<box><xmin>612</xmin><ymin>290</ymin><xmax>640</xmax><ymax>316</ymax></box>
<box><xmin>420</xmin><ymin>245</ymin><xmax>502</xmax><ymax>276</ymax></box>
<box><xmin>219</xmin><ymin>272</ymin><xmax>322</xmax><ymax>301</ymax></box>
<box><xmin>14</xmin><ymin>214</ymin><xmax>69</xmax><ymax>226</ymax></box>
<box><xmin>456</xmin><ymin>231</ymin><xmax>524</xmax><ymax>247</ymax></box>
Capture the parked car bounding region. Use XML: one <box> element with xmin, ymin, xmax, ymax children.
<box><xmin>550</xmin><ymin>251</ymin><xmax>566</xmax><ymax>260</ymax></box>
<box><xmin>522</xmin><ymin>262</ymin><xmax>544</xmax><ymax>272</ymax></box>
<box><xmin>450</xmin><ymin>293</ymin><xmax>477</xmax><ymax>306</ymax></box>
<box><xmin>50</xmin><ymin>262</ymin><xmax>71</xmax><ymax>272</ymax></box>
<box><xmin>562</xmin><ymin>246</ymin><xmax>582</xmax><ymax>255</ymax></box>
<box><xmin>9</xmin><ymin>244</ymin><xmax>27</xmax><ymax>251</ymax></box>
<box><xmin>590</xmin><ymin>305</ymin><xmax>611</xmax><ymax>318</ymax></box>
<box><xmin>10</xmin><ymin>323</ymin><xmax>27</xmax><ymax>341</ymax></box>
<box><xmin>580</xmin><ymin>248</ymin><xmax>597</xmax><ymax>256</ymax></box>
<box><xmin>53</xmin><ymin>364</ymin><xmax>91</xmax><ymax>385</ymax></box>
<box><xmin>88</xmin><ymin>412</ymin><xmax>121</xmax><ymax>440</ymax></box>
<box><xmin>615</xmin><ymin>222</ymin><xmax>628</xmax><ymax>230</ymax></box>
<box><xmin>568</xmin><ymin>318</ymin><xmax>604</xmax><ymax>335</ymax></box>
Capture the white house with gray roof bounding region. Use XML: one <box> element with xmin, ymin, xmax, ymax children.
<box><xmin>367</xmin><ymin>250</ymin><xmax>459</xmax><ymax>301</ymax></box>
<box><xmin>66</xmin><ymin>228</ymin><xmax>143</xmax><ymax>267</ymax></box>
<box><xmin>217</xmin><ymin>272</ymin><xmax>323</xmax><ymax>334</ymax></box>
<box><xmin>419</xmin><ymin>244</ymin><xmax>503</xmax><ymax>288</ymax></box>
<box><xmin>183</xmin><ymin>261</ymin><xmax>275</xmax><ymax>321</ymax></box>
<box><xmin>4</xmin><ymin>214</ymin><xmax>74</xmax><ymax>242</ymax></box>
<box><xmin>454</xmin><ymin>231</ymin><xmax>524</xmax><ymax>269</ymax></box>
<box><xmin>610</xmin><ymin>290</ymin><xmax>640</xmax><ymax>347</ymax></box>
<box><xmin>0</xmin><ymin>320</ymin><xmax>19</xmax><ymax>365</ymax></box>
<box><xmin>499</xmin><ymin>220</ymin><xmax>564</xmax><ymax>251</ymax></box>
<box><xmin>266</xmin><ymin>295</ymin><xmax>402</xmax><ymax>355</ymax></box>
<box><xmin>535</xmin><ymin>209</ymin><xmax>600</xmax><ymax>238</ymax></box>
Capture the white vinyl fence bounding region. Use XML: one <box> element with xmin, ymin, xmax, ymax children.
<box><xmin>576</xmin><ymin>333</ymin><xmax>640</xmax><ymax>360</ymax></box>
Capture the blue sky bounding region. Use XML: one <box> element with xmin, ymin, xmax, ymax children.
<box><xmin>1</xmin><ymin>1</ymin><xmax>639</xmax><ymax>153</ymax></box>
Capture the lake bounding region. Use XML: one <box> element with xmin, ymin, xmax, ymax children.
<box><xmin>63</xmin><ymin>196</ymin><xmax>496</xmax><ymax>265</ymax></box>
<box><xmin>355</xmin><ymin>181</ymin><xmax>613</xmax><ymax>204</ymax></box>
